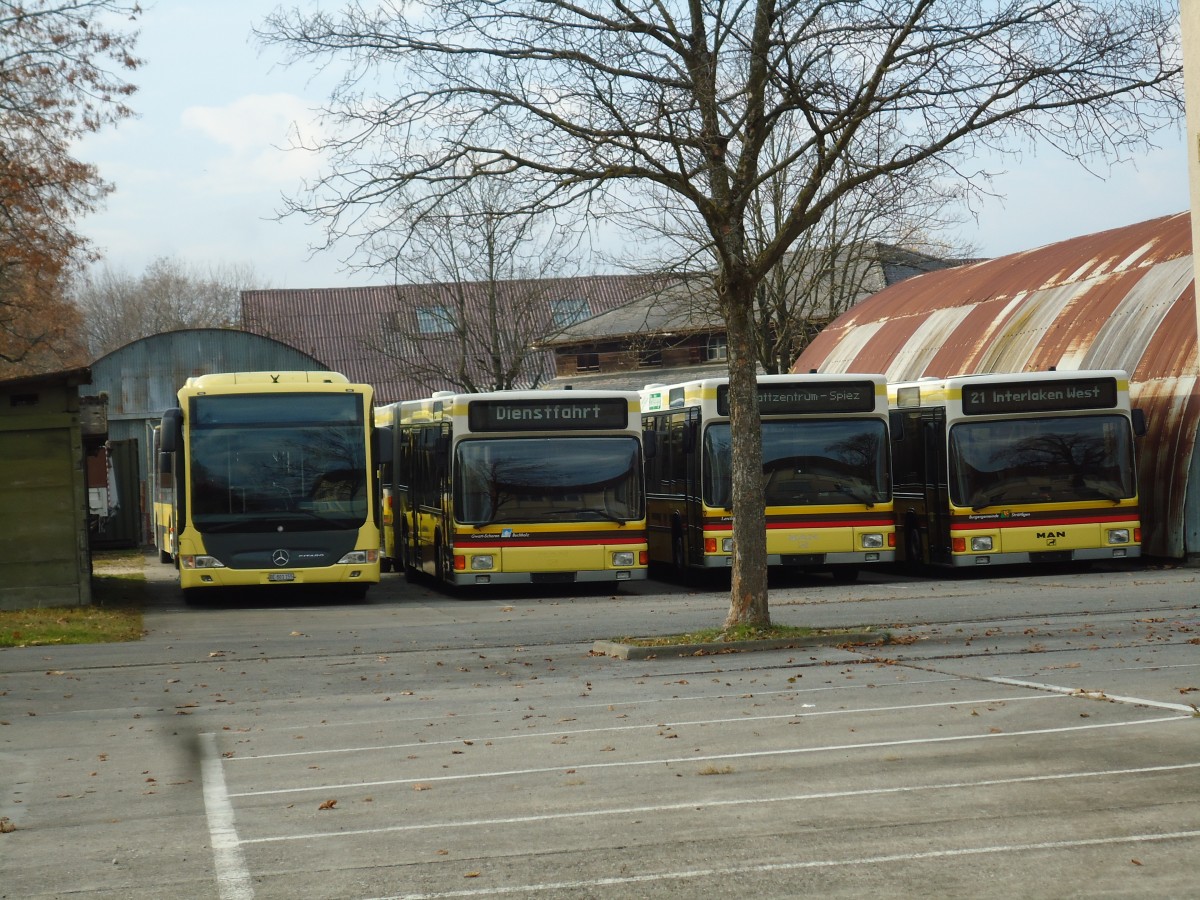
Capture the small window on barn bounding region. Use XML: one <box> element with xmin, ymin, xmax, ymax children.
<box><xmin>551</xmin><ymin>298</ymin><xmax>592</xmax><ymax>327</ymax></box>
<box><xmin>416</xmin><ymin>305</ymin><xmax>456</xmax><ymax>334</ymax></box>
<box><xmin>706</xmin><ymin>335</ymin><xmax>728</xmax><ymax>361</ymax></box>
<box><xmin>576</xmin><ymin>353</ymin><xmax>600</xmax><ymax>372</ymax></box>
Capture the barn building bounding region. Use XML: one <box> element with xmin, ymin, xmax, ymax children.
<box><xmin>79</xmin><ymin>329</ymin><xmax>328</xmax><ymax>547</ymax></box>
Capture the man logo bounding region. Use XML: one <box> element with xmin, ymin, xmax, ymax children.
<box><xmin>272</xmin><ymin>549</ymin><xmax>290</xmax><ymax>567</ymax></box>
<box><xmin>1036</xmin><ymin>531</ymin><xmax>1067</xmax><ymax>540</ymax></box>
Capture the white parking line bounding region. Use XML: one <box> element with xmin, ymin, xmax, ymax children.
<box><xmin>229</xmin><ymin>693</ymin><xmax>1063</xmax><ymax>762</ymax></box>
<box><xmin>228</xmin><ymin>713</ymin><xmax>1191</xmax><ymax>798</ymax></box>
<box><xmin>199</xmin><ymin>732</ymin><xmax>255</xmax><ymax>900</ymax></box>
<box><xmin>982</xmin><ymin>675</ymin><xmax>1200</xmax><ymax>713</ymax></box>
<box><xmin>363</xmin><ymin>829</ymin><xmax>1200</xmax><ymax>899</ymax></box>
<box><xmin>240</xmin><ymin>760</ymin><xmax>1200</xmax><ymax>845</ymax></box>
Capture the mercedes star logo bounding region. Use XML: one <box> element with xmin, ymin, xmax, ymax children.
<box><xmin>272</xmin><ymin>549</ymin><xmax>290</xmax><ymax>567</ymax></box>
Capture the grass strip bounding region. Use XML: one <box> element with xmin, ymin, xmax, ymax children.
<box><xmin>0</xmin><ymin>568</ymin><xmax>146</xmax><ymax>649</ymax></box>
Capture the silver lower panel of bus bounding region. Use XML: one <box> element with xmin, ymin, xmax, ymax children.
<box><xmin>947</xmin><ymin>546</ymin><xmax>1141</xmax><ymax>567</ymax></box>
<box><xmin>452</xmin><ymin>569</ymin><xmax>649</xmax><ymax>586</ymax></box>
<box><xmin>771</xmin><ymin>551</ymin><xmax>896</xmax><ymax>566</ymax></box>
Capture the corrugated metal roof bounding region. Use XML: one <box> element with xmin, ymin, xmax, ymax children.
<box><xmin>794</xmin><ymin>211</ymin><xmax>1199</xmax><ymax>559</ymax></box>
<box><xmin>82</xmin><ymin>328</ymin><xmax>326</xmax><ymax>421</ymax></box>
<box><xmin>241</xmin><ymin>276</ymin><xmax>663</xmax><ymax>405</ymax></box>
<box><xmin>541</xmin><ymin>243</ymin><xmax>969</xmax><ymax>348</ymax></box>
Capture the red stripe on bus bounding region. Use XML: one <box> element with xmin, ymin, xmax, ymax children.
<box><xmin>453</xmin><ymin>536</ymin><xmax>647</xmax><ymax>546</ymax></box>
<box><xmin>950</xmin><ymin>512</ymin><xmax>1137</xmax><ymax>530</ymax></box>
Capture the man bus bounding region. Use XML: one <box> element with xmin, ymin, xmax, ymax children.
<box><xmin>889</xmin><ymin>369</ymin><xmax>1145</xmax><ymax>568</ymax></box>
<box><xmin>640</xmin><ymin>374</ymin><xmax>895</xmax><ymax>582</ymax></box>
<box><xmin>384</xmin><ymin>389</ymin><xmax>648</xmax><ymax>587</ymax></box>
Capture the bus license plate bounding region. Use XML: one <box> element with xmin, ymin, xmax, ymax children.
<box><xmin>268</xmin><ymin>572</ymin><xmax>295</xmax><ymax>582</ymax></box>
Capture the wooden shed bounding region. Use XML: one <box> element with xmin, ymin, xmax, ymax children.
<box><xmin>0</xmin><ymin>368</ymin><xmax>100</xmax><ymax>609</ymax></box>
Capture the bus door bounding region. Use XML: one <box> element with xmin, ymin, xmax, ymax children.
<box><xmin>411</xmin><ymin>422</ymin><xmax>451</xmax><ymax>575</ymax></box>
<box><xmin>667</xmin><ymin>410</ymin><xmax>700</xmax><ymax>566</ymax></box>
<box><xmin>920</xmin><ymin>411</ymin><xmax>951</xmax><ymax>564</ymax></box>
<box><xmin>679</xmin><ymin>407</ymin><xmax>703</xmax><ymax>566</ymax></box>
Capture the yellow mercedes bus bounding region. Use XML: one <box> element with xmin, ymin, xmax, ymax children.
<box><xmin>157</xmin><ymin>371</ymin><xmax>385</xmax><ymax>600</ymax></box>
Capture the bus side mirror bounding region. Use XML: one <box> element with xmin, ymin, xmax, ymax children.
<box><xmin>889</xmin><ymin>410</ymin><xmax>906</xmax><ymax>442</ymax></box>
<box><xmin>642</xmin><ymin>430</ymin><xmax>657</xmax><ymax>460</ymax></box>
<box><xmin>159</xmin><ymin>407</ymin><xmax>182</xmax><ymax>453</ymax></box>
<box><xmin>1131</xmin><ymin>408</ymin><xmax>1147</xmax><ymax>437</ymax></box>
<box><xmin>374</xmin><ymin>426</ymin><xmax>394</xmax><ymax>465</ymax></box>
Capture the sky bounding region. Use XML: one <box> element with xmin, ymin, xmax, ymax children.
<box><xmin>72</xmin><ymin>1</ymin><xmax>1191</xmax><ymax>291</ymax></box>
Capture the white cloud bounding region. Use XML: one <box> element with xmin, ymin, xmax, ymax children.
<box><xmin>179</xmin><ymin>93</ymin><xmax>327</xmax><ymax>190</ymax></box>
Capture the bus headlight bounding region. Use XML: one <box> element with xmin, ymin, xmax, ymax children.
<box><xmin>470</xmin><ymin>554</ymin><xmax>494</xmax><ymax>570</ymax></box>
<box><xmin>181</xmin><ymin>554</ymin><xmax>225</xmax><ymax>569</ymax></box>
<box><xmin>721</xmin><ymin>538</ymin><xmax>734</xmax><ymax>553</ymax></box>
<box><xmin>611</xmin><ymin>551</ymin><xmax>635</xmax><ymax>567</ymax></box>
<box><xmin>860</xmin><ymin>533</ymin><xmax>884</xmax><ymax>549</ymax></box>
<box><xmin>337</xmin><ymin>550</ymin><xmax>378</xmax><ymax>565</ymax></box>
<box><xmin>970</xmin><ymin>536</ymin><xmax>994</xmax><ymax>552</ymax></box>
<box><xmin>1107</xmin><ymin>529</ymin><xmax>1130</xmax><ymax>545</ymax></box>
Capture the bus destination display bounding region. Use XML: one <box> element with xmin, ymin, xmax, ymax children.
<box><xmin>961</xmin><ymin>377</ymin><xmax>1118</xmax><ymax>415</ymax></box>
<box><xmin>468</xmin><ymin>397</ymin><xmax>630</xmax><ymax>431</ymax></box>
<box><xmin>717</xmin><ymin>380</ymin><xmax>876</xmax><ymax>416</ymax></box>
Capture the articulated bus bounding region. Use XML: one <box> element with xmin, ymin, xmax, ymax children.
<box><xmin>383</xmin><ymin>390</ymin><xmax>648</xmax><ymax>587</ymax></box>
<box><xmin>890</xmin><ymin>369</ymin><xmax>1145</xmax><ymax>568</ymax></box>
<box><xmin>156</xmin><ymin>371</ymin><xmax>385</xmax><ymax>600</ymax></box>
<box><xmin>640</xmin><ymin>374</ymin><xmax>895</xmax><ymax>581</ymax></box>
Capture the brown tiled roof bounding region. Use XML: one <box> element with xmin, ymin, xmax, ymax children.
<box><xmin>240</xmin><ymin>275</ymin><xmax>664</xmax><ymax>404</ymax></box>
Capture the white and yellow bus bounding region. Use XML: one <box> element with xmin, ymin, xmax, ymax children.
<box><xmin>383</xmin><ymin>389</ymin><xmax>648</xmax><ymax>587</ymax></box>
<box><xmin>640</xmin><ymin>374</ymin><xmax>895</xmax><ymax>581</ymax></box>
<box><xmin>157</xmin><ymin>371</ymin><xmax>385</xmax><ymax>600</ymax></box>
<box><xmin>889</xmin><ymin>369</ymin><xmax>1145</xmax><ymax>568</ymax></box>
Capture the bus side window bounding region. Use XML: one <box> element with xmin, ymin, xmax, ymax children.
<box><xmin>1132</xmin><ymin>408</ymin><xmax>1147</xmax><ymax>437</ymax></box>
<box><xmin>892</xmin><ymin>411</ymin><xmax>925</xmax><ymax>492</ymax></box>
<box><xmin>667</xmin><ymin>417</ymin><xmax>687</xmax><ymax>490</ymax></box>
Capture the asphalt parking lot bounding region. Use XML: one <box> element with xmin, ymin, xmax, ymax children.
<box><xmin>2</xmin><ymin>557</ymin><xmax>1198</xmax><ymax>899</ymax></box>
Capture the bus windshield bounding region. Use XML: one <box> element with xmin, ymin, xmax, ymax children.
<box><xmin>454</xmin><ymin>436</ymin><xmax>643</xmax><ymax>525</ymax></box>
<box><xmin>948</xmin><ymin>414</ymin><xmax>1136</xmax><ymax>509</ymax></box>
<box><xmin>189</xmin><ymin>394</ymin><xmax>368</xmax><ymax>533</ymax></box>
<box><xmin>703</xmin><ymin>419</ymin><xmax>890</xmax><ymax>508</ymax></box>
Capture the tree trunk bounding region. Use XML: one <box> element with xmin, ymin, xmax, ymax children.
<box><xmin>722</xmin><ymin>278</ymin><xmax>770</xmax><ymax>628</ymax></box>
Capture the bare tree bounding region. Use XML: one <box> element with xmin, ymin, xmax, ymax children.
<box><xmin>258</xmin><ymin>0</ymin><xmax>1181</xmax><ymax>627</ymax></box>
<box><xmin>72</xmin><ymin>257</ymin><xmax>261</xmax><ymax>357</ymax></box>
<box><xmin>372</xmin><ymin>177</ymin><xmax>581</xmax><ymax>393</ymax></box>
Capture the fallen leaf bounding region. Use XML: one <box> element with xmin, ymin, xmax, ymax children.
<box><xmin>464</xmin><ymin>872</ymin><xmax>481</xmax><ymax>878</ymax></box>
<box><xmin>318</xmin><ymin>799</ymin><xmax>338</xmax><ymax>810</ymax></box>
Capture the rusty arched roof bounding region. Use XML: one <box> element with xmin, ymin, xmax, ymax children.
<box><xmin>793</xmin><ymin>212</ymin><xmax>1199</xmax><ymax>559</ymax></box>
